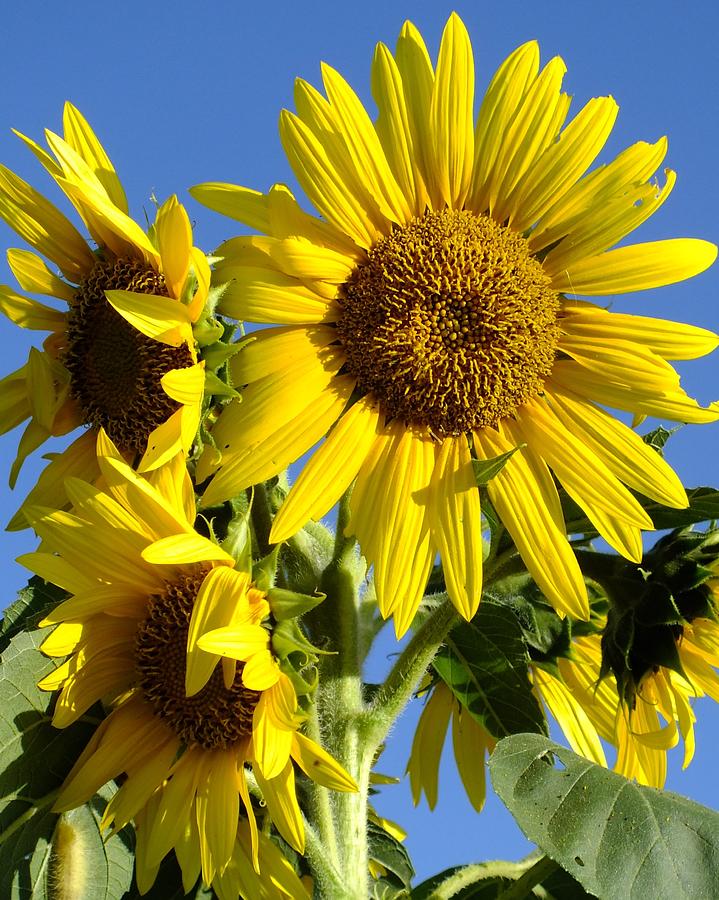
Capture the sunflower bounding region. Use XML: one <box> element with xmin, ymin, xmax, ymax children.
<box><xmin>536</xmin><ymin>631</ymin><xmax>698</xmax><ymax>789</ymax></box>
<box><xmin>19</xmin><ymin>431</ymin><xmax>355</xmax><ymax>889</ymax></box>
<box><xmin>0</xmin><ymin>103</ymin><xmax>210</xmax><ymax>527</ymax></box>
<box><xmin>406</xmin><ymin>680</ymin><xmax>495</xmax><ymax>812</ymax></box>
<box><xmin>191</xmin><ymin>13</ymin><xmax>717</xmax><ymax>636</ymax></box>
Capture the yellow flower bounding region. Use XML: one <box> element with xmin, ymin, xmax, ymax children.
<box><xmin>0</xmin><ymin>103</ymin><xmax>210</xmax><ymax>527</ymax></box>
<box><xmin>406</xmin><ymin>681</ymin><xmax>495</xmax><ymax>812</ymax></box>
<box><xmin>20</xmin><ymin>431</ymin><xmax>355</xmax><ymax>888</ymax></box>
<box><xmin>192</xmin><ymin>14</ymin><xmax>717</xmax><ymax>637</ymax></box>
<box><xmin>534</xmin><ymin>631</ymin><xmax>707</xmax><ymax>789</ymax></box>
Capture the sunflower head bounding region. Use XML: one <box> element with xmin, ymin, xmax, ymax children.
<box><xmin>0</xmin><ymin>104</ymin><xmax>216</xmax><ymax>508</ymax></box>
<box><xmin>600</xmin><ymin>527</ymin><xmax>719</xmax><ymax>705</ymax></box>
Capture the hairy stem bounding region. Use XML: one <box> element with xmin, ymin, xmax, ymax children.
<box><xmin>495</xmin><ymin>854</ymin><xmax>560</xmax><ymax>900</ymax></box>
<box><xmin>302</xmin><ymin>817</ymin><xmax>346</xmax><ymax>898</ymax></box>
<box><xmin>362</xmin><ymin>599</ymin><xmax>458</xmax><ymax>750</ymax></box>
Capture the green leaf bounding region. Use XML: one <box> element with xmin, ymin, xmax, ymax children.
<box><xmin>642</xmin><ymin>425</ymin><xmax>680</xmax><ymax>455</ymax></box>
<box><xmin>0</xmin><ymin>628</ymin><xmax>98</xmax><ymax>898</ymax></box>
<box><xmin>489</xmin><ymin>733</ymin><xmax>719</xmax><ymax>900</ymax></box>
<box><xmin>368</xmin><ymin>821</ymin><xmax>414</xmax><ymax>888</ymax></box>
<box><xmin>267</xmin><ymin>587</ymin><xmax>325</xmax><ymax>621</ymax></box>
<box><xmin>433</xmin><ymin>601</ymin><xmax>546</xmax><ymax>739</ymax></box>
<box><xmin>472</xmin><ymin>445</ymin><xmax>524</xmax><ymax>486</ymax></box>
<box><xmin>0</xmin><ymin>578</ymin><xmax>67</xmax><ymax>654</ymax></box>
<box><xmin>411</xmin><ymin>866</ymin><xmax>510</xmax><ymax>899</ymax></box>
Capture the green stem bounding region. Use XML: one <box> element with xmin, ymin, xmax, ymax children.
<box><xmin>312</xmin><ymin>489</ymin><xmax>370</xmax><ymax>898</ymax></box>
<box><xmin>306</xmin><ymin>702</ymin><xmax>339</xmax><ymax>866</ymax></box>
<box><xmin>496</xmin><ymin>854</ymin><xmax>560</xmax><ymax>900</ymax></box>
<box><xmin>249</xmin><ymin>483</ymin><xmax>274</xmax><ymax>556</ymax></box>
<box><xmin>0</xmin><ymin>789</ymin><xmax>59</xmax><ymax>847</ymax></box>
<box><xmin>362</xmin><ymin>599</ymin><xmax>458</xmax><ymax>750</ymax></box>
<box><xmin>302</xmin><ymin>816</ymin><xmax>346</xmax><ymax>898</ymax></box>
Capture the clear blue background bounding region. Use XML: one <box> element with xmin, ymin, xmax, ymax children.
<box><xmin>0</xmin><ymin>0</ymin><xmax>717</xmax><ymax>883</ymax></box>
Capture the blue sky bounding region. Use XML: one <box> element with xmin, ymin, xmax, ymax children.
<box><xmin>0</xmin><ymin>0</ymin><xmax>717</xmax><ymax>883</ymax></box>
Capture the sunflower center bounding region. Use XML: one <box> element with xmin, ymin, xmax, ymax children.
<box><xmin>63</xmin><ymin>256</ymin><xmax>194</xmax><ymax>456</ymax></box>
<box><xmin>336</xmin><ymin>209</ymin><xmax>560</xmax><ymax>435</ymax></box>
<box><xmin>134</xmin><ymin>571</ymin><xmax>261</xmax><ymax>750</ymax></box>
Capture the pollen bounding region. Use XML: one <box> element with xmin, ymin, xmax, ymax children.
<box><xmin>336</xmin><ymin>209</ymin><xmax>560</xmax><ymax>436</ymax></box>
<box><xmin>134</xmin><ymin>571</ymin><xmax>261</xmax><ymax>750</ymax></box>
<box><xmin>63</xmin><ymin>256</ymin><xmax>193</xmax><ymax>457</ymax></box>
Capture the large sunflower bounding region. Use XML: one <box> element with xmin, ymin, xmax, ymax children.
<box><xmin>0</xmin><ymin>103</ymin><xmax>210</xmax><ymax>527</ymax></box>
<box><xmin>20</xmin><ymin>431</ymin><xmax>354</xmax><ymax>889</ymax></box>
<box><xmin>192</xmin><ymin>14</ymin><xmax>718</xmax><ymax>636</ymax></box>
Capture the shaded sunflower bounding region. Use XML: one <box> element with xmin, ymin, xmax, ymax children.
<box><xmin>536</xmin><ymin>631</ymin><xmax>699</xmax><ymax>789</ymax></box>
<box><xmin>20</xmin><ymin>431</ymin><xmax>355</xmax><ymax>888</ymax></box>
<box><xmin>191</xmin><ymin>13</ymin><xmax>717</xmax><ymax>636</ymax></box>
<box><xmin>0</xmin><ymin>103</ymin><xmax>210</xmax><ymax>527</ymax></box>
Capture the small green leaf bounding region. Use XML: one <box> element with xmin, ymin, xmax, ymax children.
<box><xmin>490</xmin><ymin>733</ymin><xmax>719</xmax><ymax>900</ymax></box>
<box><xmin>267</xmin><ymin>587</ymin><xmax>325</xmax><ymax>621</ymax></box>
<box><xmin>203</xmin><ymin>368</ymin><xmax>238</xmax><ymax>399</ymax></box>
<box><xmin>642</xmin><ymin>425</ymin><xmax>680</xmax><ymax>455</ymax></box>
<box><xmin>472</xmin><ymin>445</ymin><xmax>524</xmax><ymax>486</ymax></box>
<box><xmin>433</xmin><ymin>601</ymin><xmax>546</xmax><ymax>739</ymax></box>
<box><xmin>368</xmin><ymin>821</ymin><xmax>414</xmax><ymax>888</ymax></box>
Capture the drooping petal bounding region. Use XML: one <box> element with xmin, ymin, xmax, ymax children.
<box><xmin>6</xmin><ymin>248</ymin><xmax>76</xmax><ymax>303</ymax></box>
<box><xmin>474</xmin><ymin>423</ymin><xmax>588</xmax><ymax>619</ymax></box>
<box><xmin>291</xmin><ymin>732</ymin><xmax>358</xmax><ymax>792</ymax></box>
<box><xmin>427</xmin><ymin>435</ymin><xmax>483</xmax><ymax>621</ymax></box>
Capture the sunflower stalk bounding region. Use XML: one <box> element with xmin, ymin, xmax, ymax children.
<box><xmin>311</xmin><ymin>489</ymin><xmax>372</xmax><ymax>897</ymax></box>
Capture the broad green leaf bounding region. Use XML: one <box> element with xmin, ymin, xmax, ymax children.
<box><xmin>0</xmin><ymin>578</ymin><xmax>67</xmax><ymax>653</ymax></box>
<box><xmin>472</xmin><ymin>445</ymin><xmax>524</xmax><ymax>486</ymax></box>
<box><xmin>0</xmin><ymin>628</ymin><xmax>98</xmax><ymax>898</ymax></box>
<box><xmin>433</xmin><ymin>602</ymin><xmax>546</xmax><ymax>739</ymax></box>
<box><xmin>490</xmin><ymin>733</ymin><xmax>719</xmax><ymax>900</ymax></box>
<box><xmin>368</xmin><ymin>821</ymin><xmax>414</xmax><ymax>888</ymax></box>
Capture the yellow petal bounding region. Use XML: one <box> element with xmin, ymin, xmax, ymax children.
<box><xmin>270</xmin><ymin>393</ymin><xmax>382</xmax><ymax>543</ymax></box>
<box><xmin>475</xmin><ymin>423</ymin><xmax>589</xmax><ymax>620</ymax></box>
<box><xmin>0</xmin><ymin>164</ymin><xmax>94</xmax><ymax>280</ymax></box>
<box><xmin>241</xmin><ymin>651</ymin><xmax>281</xmax><ymax>691</ymax></box>
<box><xmin>279</xmin><ymin>109</ymin><xmax>377</xmax><ymax>249</ymax></box>
<box><xmin>546</xmin><ymin>387</ymin><xmax>686</xmax><ymax>509</ymax></box>
<box><xmin>488</xmin><ymin>56</ymin><xmax>567</xmax><ymax>219</ymax></box>
<box><xmin>452</xmin><ymin>706</ymin><xmax>492</xmax><ymax>812</ymax></box>
<box><xmin>186</xmin><ymin>567</ymin><xmax>252</xmax><ymax>696</ymax></box>
<box><xmin>254</xmin><ymin>760</ymin><xmax>305</xmax><ymax>854</ymax></box>
<box><xmin>0</xmin><ymin>285</ymin><xmax>66</xmax><ymax>331</ymax></box>
<box><xmin>189</xmin><ymin>182</ymin><xmax>271</xmax><ymax>231</ymax></box>
<box><xmin>155</xmin><ymin>195</ymin><xmax>192</xmax><ymax>299</ymax></box>
<box><xmin>348</xmin><ymin>422</ymin><xmax>435</xmax><ymax>638</ymax></box>
<box><xmin>201</xmin><ymin>373</ymin><xmax>355</xmax><ymax>507</ymax></box>
<box><xmin>268</xmin><ymin>235</ymin><xmax>355</xmax><ymax>283</ymax></box>
<box><xmin>216</xmin><ymin>264</ymin><xmax>338</xmax><ymax>325</ymax></box>
<box><xmin>104</xmin><ymin>289</ymin><xmax>192</xmax><ymax>346</ymax></box>
<box><xmin>508</xmin><ymin>95</ymin><xmax>618</xmax><ymax>231</ymax></box>
<box><xmin>291</xmin><ymin>732</ymin><xmax>358</xmax><ymax>792</ymax></box>
<box><xmin>428</xmin><ymin>12</ymin><xmax>474</xmax><ymax>208</ymax></box>
<box><xmin>195</xmin><ymin>751</ymin><xmax>239</xmax><ymax>881</ymax></box>
<box><xmin>62</xmin><ymin>103</ymin><xmax>128</xmax><ymax>212</ymax></box>
<box><xmin>533</xmin><ymin>667</ymin><xmax>607</xmax><ymax>765</ymax></box>
<box><xmin>197</xmin><ymin>624</ymin><xmax>270</xmax><ymax>661</ymax></box>
<box><xmin>552</xmin><ymin>238</ymin><xmax>717</xmax><ymax>294</ymax></box>
<box><xmin>428</xmin><ymin>435</ymin><xmax>482</xmax><ymax>621</ymax></box>
<box><xmin>394</xmin><ymin>21</ymin><xmax>435</xmax><ymax>208</ymax></box>
<box><xmin>142</xmin><ymin>533</ymin><xmax>235</xmax><ymax>567</ymax></box>
<box><xmin>544</xmin><ymin>171</ymin><xmax>676</xmax><ymax>273</ymax></box>
<box><xmin>467</xmin><ymin>41</ymin><xmax>540</xmax><ymax>213</ymax></box>
<box><xmin>406</xmin><ymin>684</ymin><xmax>452</xmax><ymax>809</ymax></box>
<box><xmin>253</xmin><ymin>680</ymin><xmax>295</xmax><ymax>780</ymax></box>
<box><xmin>321</xmin><ymin>62</ymin><xmax>411</xmax><ymax>224</ymax></box>
<box><xmin>6</xmin><ymin>248</ymin><xmax>76</xmax><ymax>303</ymax></box>
<box><xmin>371</xmin><ymin>42</ymin><xmax>427</xmax><ymax>215</ymax></box>
<box><xmin>548</xmin><ymin>359</ymin><xmax>719</xmax><ymax>424</ymax></box>
<box><xmin>560</xmin><ymin>304</ymin><xmax>719</xmax><ymax>361</ymax></box>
